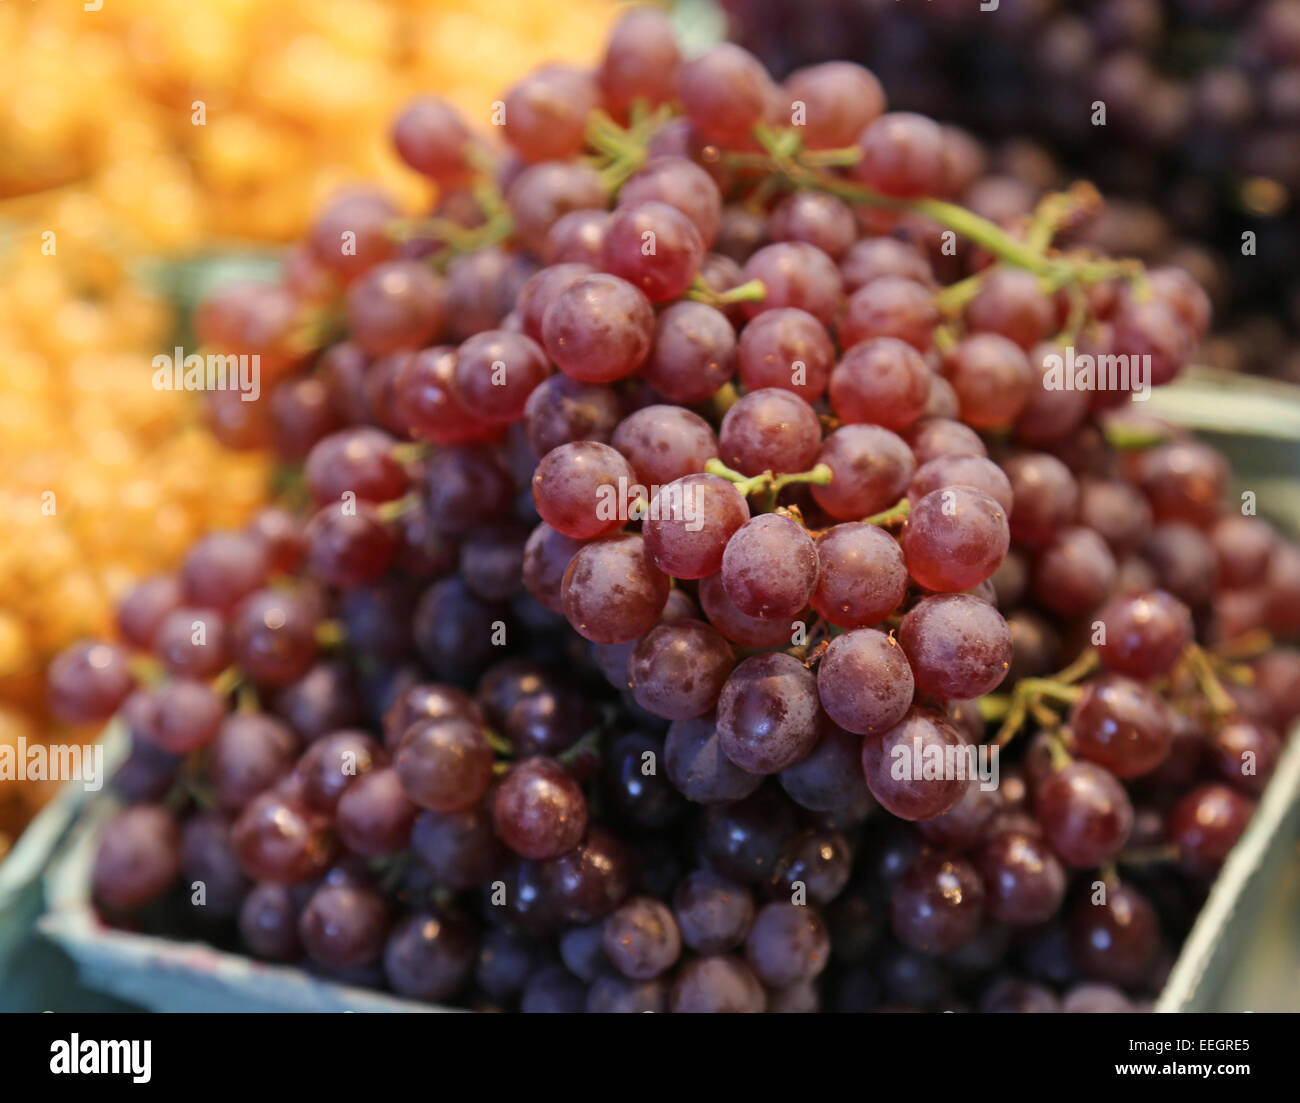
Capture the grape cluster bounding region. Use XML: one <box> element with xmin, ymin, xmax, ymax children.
<box><xmin>722</xmin><ymin>0</ymin><xmax>1300</xmax><ymax>381</ymax></box>
<box><xmin>51</xmin><ymin>7</ymin><xmax>1300</xmax><ymax>1013</ymax></box>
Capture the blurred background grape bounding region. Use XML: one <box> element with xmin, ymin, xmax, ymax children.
<box><xmin>0</xmin><ymin>0</ymin><xmax>619</xmax><ymax>848</ymax></box>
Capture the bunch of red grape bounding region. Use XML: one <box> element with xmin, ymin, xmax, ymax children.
<box><xmin>721</xmin><ymin>0</ymin><xmax>1300</xmax><ymax>381</ymax></box>
<box><xmin>49</xmin><ymin>7</ymin><xmax>1300</xmax><ymax>1013</ymax></box>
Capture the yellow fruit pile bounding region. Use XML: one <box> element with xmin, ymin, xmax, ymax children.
<box><xmin>0</xmin><ymin>0</ymin><xmax>619</xmax><ymax>847</ymax></box>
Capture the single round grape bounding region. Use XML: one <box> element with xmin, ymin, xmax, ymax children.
<box><xmin>1213</xmin><ymin>515</ymin><xmax>1279</xmax><ymax>589</ymax></box>
<box><xmin>779</xmin><ymin>717</ymin><xmax>869</xmax><ymax>812</ymax></box>
<box><xmin>1002</xmin><ymin>452</ymin><xmax>1079</xmax><ymax>547</ymax></box>
<box><xmin>586</xmin><ymin>974</ymin><xmax>668</xmax><ymax>1014</ymax></box>
<box><xmin>721</xmin><ymin>514</ymin><xmax>819</xmax><ymax>620</ymax></box>
<box><xmin>840</xmin><ymin>278</ymin><xmax>939</xmax><ymax>353</ymax></box>
<box><xmin>770</xmin><ymin>830</ymin><xmax>849</xmax><ymax>905</ymax></box>
<box><xmin>521</xmin><ymin>522</ymin><xmax>584</xmax><ymax>615</ymax></box>
<box><xmin>768</xmin><ymin>190</ymin><xmax>857</xmax><ymax>258</ymax></box>
<box><xmin>209</xmin><ymin>713</ymin><xmax>298</xmax><ymax>812</ymax></box>
<box><xmin>745</xmin><ymin>902</ymin><xmax>830</xmax><ymax>986</ymax></box>
<box><xmin>239</xmin><ymin>883</ymin><xmax>300</xmax><ymax>961</ymax></box>
<box><xmin>1031</xmin><ymin>527</ymin><xmax>1118</xmax><ymax>616</ymax></box>
<box><xmin>394</xmin><ymin>717</ymin><xmax>493</xmax><ymax>812</ymax></box>
<box><xmin>298</xmin><ymin>880</ymin><xmax>390</xmax><ymax>970</ymax></box>
<box><xmin>531</xmin><ymin>440</ymin><xmax>635</xmax><ymax>541</ymax></box>
<box><xmin>737</xmin><ymin>307</ymin><xmax>835</xmax><ymax>402</ymax></box>
<box><xmin>544</xmin><ymin>208</ymin><xmax>610</xmax><ymax>266</ymax></box>
<box><xmin>336</xmin><ymin>767</ymin><xmax>419</xmax><ymax>857</ymax></box>
<box><xmin>628</xmin><ymin>620</ymin><xmax>735</xmax><ymax>720</ymax></box>
<box><xmin>1253</xmin><ymin>647</ymin><xmax>1300</xmax><ymax>732</ymax></box>
<box><xmin>670</xmin><ymin>955</ymin><xmax>767</xmax><ymax>1013</ymax></box>
<box><xmin>229</xmin><ymin>587</ymin><xmax>319</xmax><ymax>688</ymax></box>
<box><xmin>411</xmin><ymin>806</ymin><xmax>505</xmax><ymax>890</ymax></box>
<box><xmin>829</xmin><ymin>336</ymin><xmax>932</xmax><ymax>431</ymax></box>
<box><xmin>345</xmin><ymin>260</ymin><xmax>444</xmax><ymax>356</ymax></box>
<box><xmin>1036</xmin><ymin>761</ymin><xmax>1134</xmax><ymax>868</ymax></box>
<box><xmin>908</xmin><ymin>455</ymin><xmax>1013</xmax><ymax>514</ymax></box>
<box><xmin>902</xmin><ymin>486</ymin><xmax>1010</xmax><ymax>593</ymax></box>
<box><xmin>810</xmin><ymin>425</ymin><xmax>914</xmax><ymax>521</ymax></box>
<box><xmin>383</xmin><ymin>909</ymin><xmax>476</xmax><ymax>1002</ymax></box>
<box><xmin>977</xmin><ymin>830</ymin><xmax>1066</xmax><ymax>925</ymax></box>
<box><xmin>48</xmin><ymin>640</ymin><xmax>134</xmax><ymax>724</ymax></box>
<box><xmin>852</xmin><ymin>112</ymin><xmax>947</xmax><ymax>197</ymax></box>
<box><xmin>1061</xmin><ymin>983</ymin><xmax>1133</xmax><ymax>1013</ymax></box>
<box><xmin>966</xmin><ymin>268</ymin><xmax>1055</xmax><ymax>349</ymax></box>
<box><xmin>1208</xmin><ymin>719</ymin><xmax>1281</xmax><ymax>796</ymax></box>
<box><xmin>391</xmin><ymin>96</ymin><xmax>471</xmax><ymax>182</ymax></box>
<box><xmin>672</xmin><ymin>871</ymin><xmax>755</xmax><ymax>954</ymax></box>
<box><xmin>524</xmin><ymin>374</ymin><xmax>620</xmax><ymax>457</ymax></box>
<box><xmin>304</xmin><ymin>502</ymin><xmax>396</xmax><ymax>587</ymax></box>
<box><xmin>307</xmin><ymin>189</ymin><xmax>398</xmax><ymax>283</ymax></box>
<box><xmin>643</xmin><ymin>300</ymin><xmax>737</xmax><ymax>404</ymax></box>
<box><xmin>541</xmin><ymin>826</ymin><xmax>632</xmax><ymax>924</ymax></box>
<box><xmin>1095</xmin><ymin>589</ymin><xmax>1193</xmax><ymax>682</ymax></box>
<box><xmin>740</xmin><ymin>242</ymin><xmax>843</xmax><ymax>326</ymax></box>
<box><xmin>782</xmin><ymin>60</ymin><xmax>885</xmax><ymax>148</ymax></box>
<box><xmin>602</xmin><ymin>897</ymin><xmax>682</xmax><ymax>980</ymax></box>
<box><xmin>817</xmin><ymin>629</ymin><xmax>914</xmax><ymax>736</ymax></box>
<box><xmin>232</xmin><ymin>791</ymin><xmax>335</xmax><ymax>884</ymax></box>
<box><xmin>151</xmin><ymin>607</ymin><xmax>229</xmax><ymax>680</ymax></box>
<box><xmin>502</xmin><ymin>64</ymin><xmax>597</xmax><ymax>163</ymax></box>
<box><xmin>148</xmin><ymin>679</ymin><xmax>226</xmax><ymax>755</ymax></box>
<box><xmin>810</xmin><ymin>522</ymin><xmax>907</xmax><ymax>628</ymax></box>
<box><xmin>458</xmin><ymin>523</ymin><xmax>528</xmax><ymax>603</ymax></box>
<box><xmin>903</xmin><ymin>417</ymin><xmax>987</xmax><ymax>466</ymax></box>
<box><xmin>492</xmin><ymin>757</ymin><xmax>588</xmax><ymax>860</ymax></box>
<box><xmin>271</xmin><ymin>375</ymin><xmax>344</xmax><ymax>461</ymax></box>
<box><xmin>699</xmin><ymin>789</ymin><xmax>798</xmax><ymax>885</ymax></box>
<box><xmin>676</xmin><ymin>43</ymin><xmax>771</xmax><ymax>146</ymax></box>
<box><xmin>1137</xmin><ymin>439</ymin><xmax>1228</xmax><ymax>527</ymax></box>
<box><xmin>1142</xmin><ymin>522</ymin><xmax>1217</xmax><ymax>608</ymax></box>
<box><xmin>1168</xmin><ymin>783</ymin><xmax>1253</xmax><ymax>877</ymax></box>
<box><xmin>519</xmin><ymin>965</ymin><xmax>586</xmax><ymax>1013</ymax></box>
<box><xmin>1112</xmin><ymin>296</ymin><xmax>1193</xmax><ymax>386</ymax></box>
<box><xmin>597</xmin><ymin>5</ymin><xmax>681</xmax><ymax>114</ymax></box>
<box><xmin>440</xmin><ymin>245</ymin><xmax>536</xmax><ymax>342</ymax></box>
<box><xmin>1068</xmin><ymin>881</ymin><xmax>1161</xmax><ymax>987</ymax></box>
<box><xmin>611</xmin><ymin>404</ymin><xmax>718</xmax><ymax>486</ymax></box>
<box><xmin>92</xmin><ymin>805</ymin><xmax>180</xmax><ymax>913</ymax></box>
<box><xmin>664</xmin><ymin>714</ymin><xmax>763</xmax><ymax>804</ymax></box>
<box><xmin>719</xmin><ymin>390</ymin><xmax>822</xmax><ymax>479</ymax></box>
<box><xmin>411</xmin><ymin>577</ymin><xmax>505</xmax><ymax>684</ymax></box>
<box><xmin>117</xmin><ymin>574</ymin><xmax>184</xmax><ymax>650</ymax></box>
<box><xmin>1078</xmin><ymin>476</ymin><xmax>1153</xmax><ymax>556</ymax></box>
<box><xmin>304</xmin><ymin>426</ymin><xmax>405</xmax><ymax>507</ymax></box>
<box><xmin>451</xmin><ymin>329</ymin><xmax>549</xmax><ymax>425</ymax></box>
<box><xmin>642</xmin><ymin>473</ymin><xmax>750</xmax><ymax>580</ymax></box>
<box><xmin>899</xmin><ymin>594</ymin><xmax>1012</xmax><ymax>698</ymax></box>
<box><xmin>862</xmin><ymin>708</ymin><xmax>970</xmax><ymax>821</ymax></box>
<box><xmin>542</xmin><ymin>273</ymin><xmax>655</xmax><ymax>383</ymax></box>
<box><xmin>561</xmin><ymin>533</ymin><xmax>670</xmax><ymax>643</ymax></box>
<box><xmin>180</xmin><ymin>530</ymin><xmax>270</xmax><ymax>612</ymax></box>
<box><xmin>891</xmin><ymin>854</ymin><xmax>984</xmax><ymax>955</ymax></box>
<box><xmin>717</xmin><ymin>652</ymin><xmax>822</xmax><ymax>774</ymax></box>
<box><xmin>601</xmin><ymin>200</ymin><xmax>704</xmax><ymax>303</ymax></box>
<box><xmin>944</xmin><ymin>333</ymin><xmax>1034</xmax><ymax>429</ymax></box>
